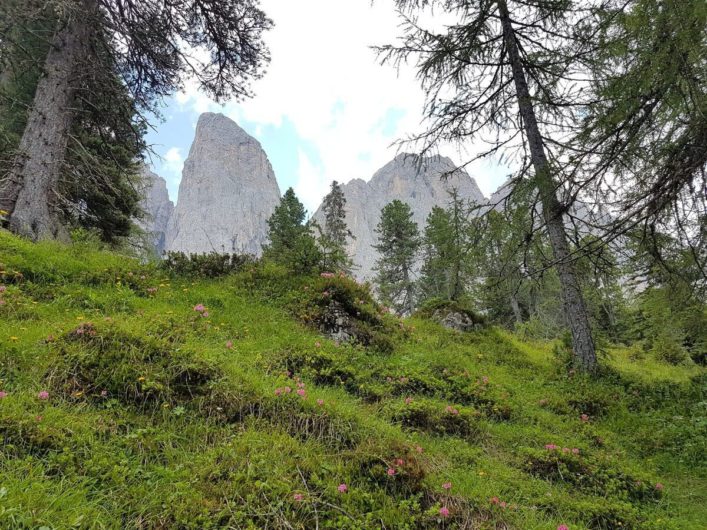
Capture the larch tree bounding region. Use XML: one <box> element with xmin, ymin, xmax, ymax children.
<box><xmin>373</xmin><ymin>200</ymin><xmax>421</xmax><ymax>314</ymax></box>
<box><xmin>317</xmin><ymin>180</ymin><xmax>355</xmax><ymax>273</ymax></box>
<box><xmin>380</xmin><ymin>0</ymin><xmax>602</xmax><ymax>372</ymax></box>
<box><xmin>0</xmin><ymin>0</ymin><xmax>272</xmax><ymax>240</ymax></box>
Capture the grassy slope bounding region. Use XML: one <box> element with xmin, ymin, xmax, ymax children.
<box><xmin>0</xmin><ymin>230</ymin><xmax>704</xmax><ymax>529</ymax></box>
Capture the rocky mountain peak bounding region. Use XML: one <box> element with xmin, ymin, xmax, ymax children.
<box><xmin>136</xmin><ymin>166</ymin><xmax>174</xmax><ymax>255</ymax></box>
<box><xmin>165</xmin><ymin>112</ymin><xmax>281</xmax><ymax>256</ymax></box>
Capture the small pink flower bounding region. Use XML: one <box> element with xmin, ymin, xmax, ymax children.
<box><xmin>201</xmin><ymin>311</ymin><xmax>209</xmax><ymax>318</ymax></box>
<box><xmin>538</xmin><ymin>398</ymin><xmax>549</xmax><ymax>406</ymax></box>
<box><xmin>558</xmin><ymin>525</ymin><xmax>569</xmax><ymax>530</ymax></box>
<box><xmin>0</xmin><ymin>391</ymin><xmax>7</xmax><ymax>399</ymax></box>
<box><xmin>580</xmin><ymin>414</ymin><xmax>589</xmax><ymax>422</ymax></box>
<box><xmin>545</xmin><ymin>444</ymin><xmax>559</xmax><ymax>450</ymax></box>
<box><xmin>284</xmin><ymin>386</ymin><xmax>292</xmax><ymax>393</ymax></box>
<box><xmin>404</xmin><ymin>397</ymin><xmax>413</xmax><ymax>405</ymax></box>
<box><xmin>35</xmin><ymin>415</ymin><xmax>43</xmax><ymax>422</ymax></box>
<box><xmin>415</xmin><ymin>445</ymin><xmax>424</xmax><ymax>453</ymax></box>
<box><xmin>386</xmin><ymin>468</ymin><xmax>396</xmax><ymax>476</ymax></box>
<box><xmin>395</xmin><ymin>458</ymin><xmax>405</xmax><ymax>466</ymax></box>
<box><xmin>315</xmin><ymin>341</ymin><xmax>321</xmax><ymax>348</ymax></box>
<box><xmin>275</xmin><ymin>388</ymin><xmax>282</xmax><ymax>396</ymax></box>
<box><xmin>655</xmin><ymin>482</ymin><xmax>664</xmax><ymax>491</ymax></box>
<box><xmin>562</xmin><ymin>447</ymin><xmax>570</xmax><ymax>453</ymax></box>
<box><xmin>37</xmin><ymin>390</ymin><xmax>49</xmax><ymax>400</ymax></box>
<box><xmin>0</xmin><ymin>285</ymin><xmax>6</xmax><ymax>293</ymax></box>
<box><xmin>293</xmin><ymin>493</ymin><xmax>304</xmax><ymax>502</ymax></box>
<box><xmin>442</xmin><ymin>482</ymin><xmax>452</xmax><ymax>490</ymax></box>
<box><xmin>571</xmin><ymin>448</ymin><xmax>580</xmax><ymax>455</ymax></box>
<box><xmin>490</xmin><ymin>496</ymin><xmax>500</xmax><ymax>505</ymax></box>
<box><xmin>317</xmin><ymin>399</ymin><xmax>324</xmax><ymax>406</ymax></box>
<box><xmin>500</xmin><ymin>501</ymin><xmax>507</xmax><ymax>508</ymax></box>
<box><xmin>337</xmin><ymin>483</ymin><xmax>348</xmax><ymax>493</ymax></box>
<box><xmin>320</xmin><ymin>272</ymin><xmax>335</xmax><ymax>278</ymax></box>
<box><xmin>439</xmin><ymin>506</ymin><xmax>450</xmax><ymax>517</ymax></box>
<box><xmin>226</xmin><ymin>340</ymin><xmax>233</xmax><ymax>349</ymax></box>
<box><xmin>193</xmin><ymin>304</ymin><xmax>205</xmax><ymax>312</ymax></box>
<box><xmin>482</xmin><ymin>376</ymin><xmax>489</xmax><ymax>384</ymax></box>
<box><xmin>297</xmin><ymin>388</ymin><xmax>306</xmax><ymax>397</ymax></box>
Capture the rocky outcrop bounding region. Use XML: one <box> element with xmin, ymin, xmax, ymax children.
<box><xmin>165</xmin><ymin>112</ymin><xmax>280</xmax><ymax>256</ymax></box>
<box><xmin>313</xmin><ymin>154</ymin><xmax>486</xmax><ymax>280</ymax></box>
<box><xmin>137</xmin><ymin>166</ymin><xmax>174</xmax><ymax>255</ymax></box>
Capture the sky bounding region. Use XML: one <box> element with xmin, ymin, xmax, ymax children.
<box><xmin>145</xmin><ymin>0</ymin><xmax>511</xmax><ymax>213</ymax></box>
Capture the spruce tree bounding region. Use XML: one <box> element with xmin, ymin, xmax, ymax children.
<box><xmin>264</xmin><ymin>188</ymin><xmax>321</xmax><ymax>273</ymax></box>
<box><xmin>318</xmin><ymin>180</ymin><xmax>355</xmax><ymax>273</ymax></box>
<box><xmin>373</xmin><ymin>200</ymin><xmax>421</xmax><ymax>314</ymax></box>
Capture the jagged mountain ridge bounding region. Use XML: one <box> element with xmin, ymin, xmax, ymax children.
<box><xmin>312</xmin><ymin>153</ymin><xmax>486</xmax><ymax>280</ymax></box>
<box><xmin>137</xmin><ymin>166</ymin><xmax>174</xmax><ymax>255</ymax></box>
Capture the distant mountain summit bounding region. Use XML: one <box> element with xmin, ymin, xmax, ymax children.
<box><xmin>164</xmin><ymin>112</ymin><xmax>280</xmax><ymax>255</ymax></box>
<box><xmin>313</xmin><ymin>154</ymin><xmax>486</xmax><ymax>280</ymax></box>
<box><xmin>137</xmin><ymin>166</ymin><xmax>174</xmax><ymax>255</ymax></box>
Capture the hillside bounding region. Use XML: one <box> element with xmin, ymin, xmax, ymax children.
<box><xmin>0</xmin><ymin>230</ymin><xmax>704</xmax><ymax>529</ymax></box>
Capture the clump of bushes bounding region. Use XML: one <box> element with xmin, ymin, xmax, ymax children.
<box><xmin>387</xmin><ymin>398</ymin><xmax>485</xmax><ymax>439</ymax></box>
<box><xmin>47</xmin><ymin>322</ymin><xmax>219</xmax><ymax>408</ymax></box>
<box><xmin>163</xmin><ymin>251</ymin><xmax>256</xmax><ymax>278</ymax></box>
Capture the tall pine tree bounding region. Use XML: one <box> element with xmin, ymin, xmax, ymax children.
<box><xmin>317</xmin><ymin>180</ymin><xmax>355</xmax><ymax>273</ymax></box>
<box><xmin>373</xmin><ymin>200</ymin><xmax>421</xmax><ymax>314</ymax></box>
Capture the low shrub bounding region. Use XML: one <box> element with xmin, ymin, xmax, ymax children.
<box><xmin>163</xmin><ymin>251</ymin><xmax>257</xmax><ymax>278</ymax></box>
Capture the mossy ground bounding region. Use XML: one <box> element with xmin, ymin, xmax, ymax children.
<box><xmin>0</xmin><ymin>230</ymin><xmax>704</xmax><ymax>529</ymax></box>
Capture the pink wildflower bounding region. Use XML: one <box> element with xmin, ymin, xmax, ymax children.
<box><xmin>482</xmin><ymin>376</ymin><xmax>489</xmax><ymax>384</ymax></box>
<box><xmin>387</xmin><ymin>468</ymin><xmax>396</xmax><ymax>476</ymax></box>
<box><xmin>320</xmin><ymin>272</ymin><xmax>335</xmax><ymax>278</ymax></box>
<box><xmin>439</xmin><ymin>506</ymin><xmax>450</xmax><ymax>517</ymax></box>
<box><xmin>404</xmin><ymin>396</ymin><xmax>413</xmax><ymax>405</ymax></box>
<box><xmin>571</xmin><ymin>448</ymin><xmax>580</xmax><ymax>455</ymax></box>
<box><xmin>655</xmin><ymin>482</ymin><xmax>664</xmax><ymax>491</ymax></box>
<box><xmin>544</xmin><ymin>444</ymin><xmax>559</xmax><ymax>450</ymax></box>
<box><xmin>275</xmin><ymin>388</ymin><xmax>282</xmax><ymax>396</ymax></box>
<box><xmin>580</xmin><ymin>414</ymin><xmax>589</xmax><ymax>422</ymax></box>
<box><xmin>37</xmin><ymin>390</ymin><xmax>49</xmax><ymax>400</ymax></box>
<box><xmin>538</xmin><ymin>398</ymin><xmax>549</xmax><ymax>406</ymax></box>
<box><xmin>490</xmin><ymin>496</ymin><xmax>500</xmax><ymax>505</ymax></box>
<box><xmin>0</xmin><ymin>285</ymin><xmax>6</xmax><ymax>293</ymax></box>
<box><xmin>201</xmin><ymin>311</ymin><xmax>209</xmax><ymax>318</ymax></box>
<box><xmin>226</xmin><ymin>340</ymin><xmax>233</xmax><ymax>349</ymax></box>
<box><xmin>284</xmin><ymin>386</ymin><xmax>292</xmax><ymax>393</ymax></box>
<box><xmin>317</xmin><ymin>399</ymin><xmax>324</xmax><ymax>406</ymax></box>
<box><xmin>562</xmin><ymin>447</ymin><xmax>570</xmax><ymax>453</ymax></box>
<box><xmin>338</xmin><ymin>483</ymin><xmax>348</xmax><ymax>493</ymax></box>
<box><xmin>0</xmin><ymin>391</ymin><xmax>7</xmax><ymax>399</ymax></box>
<box><xmin>297</xmin><ymin>388</ymin><xmax>306</xmax><ymax>397</ymax></box>
<box><xmin>395</xmin><ymin>458</ymin><xmax>405</xmax><ymax>466</ymax></box>
<box><xmin>35</xmin><ymin>415</ymin><xmax>43</xmax><ymax>422</ymax></box>
<box><xmin>442</xmin><ymin>482</ymin><xmax>452</xmax><ymax>490</ymax></box>
<box><xmin>315</xmin><ymin>341</ymin><xmax>321</xmax><ymax>348</ymax></box>
<box><xmin>416</xmin><ymin>445</ymin><xmax>424</xmax><ymax>453</ymax></box>
<box><xmin>500</xmin><ymin>501</ymin><xmax>507</xmax><ymax>508</ymax></box>
<box><xmin>193</xmin><ymin>304</ymin><xmax>205</xmax><ymax>312</ymax></box>
<box><xmin>558</xmin><ymin>526</ymin><xmax>569</xmax><ymax>530</ymax></box>
<box><xmin>293</xmin><ymin>493</ymin><xmax>304</xmax><ymax>502</ymax></box>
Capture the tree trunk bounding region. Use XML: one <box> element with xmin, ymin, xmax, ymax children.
<box><xmin>497</xmin><ymin>0</ymin><xmax>598</xmax><ymax>373</ymax></box>
<box><xmin>5</xmin><ymin>10</ymin><xmax>88</xmax><ymax>240</ymax></box>
<box><xmin>509</xmin><ymin>292</ymin><xmax>523</xmax><ymax>324</ymax></box>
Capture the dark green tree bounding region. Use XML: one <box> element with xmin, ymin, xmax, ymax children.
<box><xmin>264</xmin><ymin>188</ymin><xmax>321</xmax><ymax>273</ymax></box>
<box><xmin>372</xmin><ymin>200</ymin><xmax>421</xmax><ymax>314</ymax></box>
<box><xmin>317</xmin><ymin>180</ymin><xmax>355</xmax><ymax>273</ymax></box>
<box><xmin>1</xmin><ymin>0</ymin><xmax>272</xmax><ymax>240</ymax></box>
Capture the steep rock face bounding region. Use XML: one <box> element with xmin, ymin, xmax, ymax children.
<box><xmin>137</xmin><ymin>166</ymin><xmax>174</xmax><ymax>255</ymax></box>
<box><xmin>313</xmin><ymin>154</ymin><xmax>486</xmax><ymax>280</ymax></box>
<box><xmin>165</xmin><ymin>113</ymin><xmax>280</xmax><ymax>256</ymax></box>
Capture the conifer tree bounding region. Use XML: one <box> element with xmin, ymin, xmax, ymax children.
<box><xmin>318</xmin><ymin>180</ymin><xmax>355</xmax><ymax>273</ymax></box>
<box><xmin>264</xmin><ymin>188</ymin><xmax>321</xmax><ymax>273</ymax></box>
<box><xmin>373</xmin><ymin>200</ymin><xmax>421</xmax><ymax>314</ymax></box>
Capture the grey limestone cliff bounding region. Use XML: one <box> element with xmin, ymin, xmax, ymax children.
<box><xmin>165</xmin><ymin>112</ymin><xmax>280</xmax><ymax>256</ymax></box>
<box><xmin>137</xmin><ymin>166</ymin><xmax>174</xmax><ymax>255</ymax></box>
<box><xmin>313</xmin><ymin>154</ymin><xmax>486</xmax><ymax>280</ymax></box>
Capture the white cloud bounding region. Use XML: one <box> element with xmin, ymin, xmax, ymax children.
<box><xmin>171</xmin><ymin>0</ymin><xmax>510</xmax><ymax>212</ymax></box>
<box><xmin>163</xmin><ymin>147</ymin><xmax>184</xmax><ymax>177</ymax></box>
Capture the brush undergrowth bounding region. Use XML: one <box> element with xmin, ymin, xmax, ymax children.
<box><xmin>0</xmin><ymin>230</ymin><xmax>705</xmax><ymax>529</ymax></box>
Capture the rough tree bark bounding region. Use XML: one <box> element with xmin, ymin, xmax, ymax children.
<box><xmin>4</xmin><ymin>7</ymin><xmax>89</xmax><ymax>240</ymax></box>
<box><xmin>497</xmin><ymin>0</ymin><xmax>598</xmax><ymax>372</ymax></box>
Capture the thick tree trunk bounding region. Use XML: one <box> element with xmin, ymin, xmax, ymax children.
<box><xmin>5</xmin><ymin>10</ymin><xmax>88</xmax><ymax>240</ymax></box>
<box><xmin>497</xmin><ymin>0</ymin><xmax>598</xmax><ymax>373</ymax></box>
